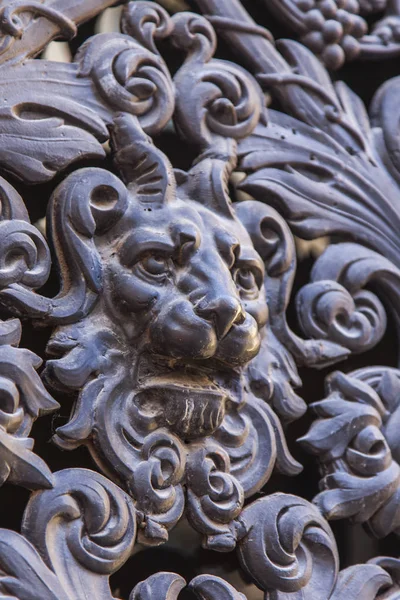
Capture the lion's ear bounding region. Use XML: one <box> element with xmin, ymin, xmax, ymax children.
<box><xmin>235</xmin><ymin>199</ymin><xmax>296</xmax><ymax>348</ymax></box>
<box><xmin>235</xmin><ymin>200</ymin><xmax>349</xmax><ymax>368</ymax></box>
<box><xmin>234</xmin><ymin>200</ymin><xmax>294</xmax><ymax>280</ymax></box>
<box><xmin>110</xmin><ymin>113</ymin><xmax>176</xmax><ymax>208</ymax></box>
<box><xmin>48</xmin><ymin>168</ymin><xmax>128</xmax><ymax>322</ymax></box>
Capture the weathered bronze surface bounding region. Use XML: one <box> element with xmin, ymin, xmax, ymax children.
<box><xmin>0</xmin><ymin>0</ymin><xmax>399</xmax><ymax>598</ymax></box>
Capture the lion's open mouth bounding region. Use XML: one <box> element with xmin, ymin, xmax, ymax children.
<box><xmin>136</xmin><ymin>371</ymin><xmax>228</xmax><ymax>439</ymax></box>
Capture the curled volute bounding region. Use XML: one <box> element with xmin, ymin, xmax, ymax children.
<box><xmin>121</xmin><ymin>1</ymin><xmax>173</xmax><ymax>55</ymax></box>
<box><xmin>171</xmin><ymin>11</ymin><xmax>264</xmax><ymax>151</ymax></box>
<box><xmin>76</xmin><ymin>9</ymin><xmax>175</xmax><ymax>136</ymax></box>
<box><xmin>47</xmin><ymin>167</ymin><xmax>129</xmax><ymax>322</ymax></box>
<box><xmin>0</xmin><ymin>176</ymin><xmax>51</xmax><ymax>317</ymax></box>
<box><xmin>236</xmin><ymin>493</ymin><xmax>392</xmax><ymax>599</ymax></box>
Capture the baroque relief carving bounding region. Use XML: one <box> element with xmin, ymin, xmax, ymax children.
<box><xmin>39</xmin><ymin>34</ymin><xmax>306</xmax><ymax>547</ymax></box>
<box><xmin>0</xmin><ymin>467</ymin><xmax>397</xmax><ymax>600</ymax></box>
<box><xmin>0</xmin><ymin>467</ymin><xmax>246</xmax><ymax>599</ymax></box>
<box><xmin>301</xmin><ymin>367</ymin><xmax>400</xmax><ymax>538</ymax></box>
<box><xmin>246</xmin><ymin>0</ymin><xmax>400</xmax><ymax>69</ymax></box>
<box><xmin>0</xmin><ymin>317</ymin><xmax>57</xmax><ymax>490</ymax></box>
<box><xmin>0</xmin><ymin>0</ymin><xmax>398</xmax><ymax>597</ymax></box>
<box><xmin>0</xmin><ymin>2</ymin><xmax>338</xmax><ymax>550</ymax></box>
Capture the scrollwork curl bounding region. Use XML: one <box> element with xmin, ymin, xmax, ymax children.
<box><xmin>0</xmin><ymin>219</ymin><xmax>50</xmax><ymax>289</ymax></box>
<box><xmin>171</xmin><ymin>12</ymin><xmax>264</xmax><ymax>150</ymax></box>
<box><xmin>0</xmin><ymin>1</ymin><xmax>77</xmax><ymax>57</ymax></box>
<box><xmin>76</xmin><ymin>31</ymin><xmax>175</xmax><ymax>136</ymax></box>
<box><xmin>186</xmin><ymin>440</ymin><xmax>244</xmax><ymax>552</ymax></box>
<box><xmin>22</xmin><ymin>468</ymin><xmax>137</xmax><ymax>580</ymax></box>
<box><xmin>293</xmin><ymin>241</ymin><xmax>400</xmax><ymax>359</ymax></box>
<box><xmin>296</xmin><ymin>281</ymin><xmax>387</xmax><ymax>353</ymax></box>
<box><xmin>237</xmin><ymin>493</ymin><xmax>339</xmax><ymax>596</ymax></box>
<box><xmin>0</xmin><ymin>318</ymin><xmax>58</xmax><ymax>491</ymax></box>
<box><xmin>132</xmin><ymin>430</ymin><xmax>186</xmax><ymax>545</ymax></box>
<box><xmin>121</xmin><ymin>1</ymin><xmax>173</xmax><ymax>55</ymax></box>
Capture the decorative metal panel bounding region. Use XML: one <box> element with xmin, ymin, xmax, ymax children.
<box><xmin>0</xmin><ymin>0</ymin><xmax>398</xmax><ymax>598</ymax></box>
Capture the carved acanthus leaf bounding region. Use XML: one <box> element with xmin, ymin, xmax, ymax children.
<box><xmin>237</xmin><ymin>111</ymin><xmax>400</xmax><ymax>266</ymax></box>
<box><xmin>0</xmin><ymin>1</ymin><xmax>175</xmax><ymax>183</ymax></box>
<box><xmin>0</xmin><ymin>317</ymin><xmax>57</xmax><ymax>491</ymax></box>
<box><xmin>0</xmin><ymin>468</ymin><xmax>134</xmax><ymax>599</ymax></box>
<box><xmin>300</xmin><ymin>368</ymin><xmax>400</xmax><ymax>538</ymax></box>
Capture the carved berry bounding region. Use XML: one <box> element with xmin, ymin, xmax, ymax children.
<box><xmin>351</xmin><ymin>14</ymin><xmax>368</xmax><ymax>36</ymax></box>
<box><xmin>359</xmin><ymin>0</ymin><xmax>387</xmax><ymax>12</ymax></box>
<box><xmin>297</xmin><ymin>0</ymin><xmax>316</xmax><ymax>10</ymax></box>
<box><xmin>305</xmin><ymin>8</ymin><xmax>326</xmax><ymax>29</ymax></box>
<box><xmin>322</xmin><ymin>42</ymin><xmax>346</xmax><ymax>68</ymax></box>
<box><xmin>319</xmin><ymin>0</ymin><xmax>338</xmax><ymax>18</ymax></box>
<box><xmin>323</xmin><ymin>19</ymin><xmax>344</xmax><ymax>42</ymax></box>
<box><xmin>344</xmin><ymin>0</ymin><xmax>361</xmax><ymax>13</ymax></box>
<box><xmin>337</xmin><ymin>8</ymin><xmax>354</xmax><ymax>33</ymax></box>
<box><xmin>303</xmin><ymin>30</ymin><xmax>325</xmax><ymax>51</ymax></box>
<box><xmin>341</xmin><ymin>33</ymin><xmax>360</xmax><ymax>58</ymax></box>
<box><xmin>393</xmin><ymin>22</ymin><xmax>400</xmax><ymax>42</ymax></box>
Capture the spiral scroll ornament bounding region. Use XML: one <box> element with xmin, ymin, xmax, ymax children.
<box><xmin>171</xmin><ymin>12</ymin><xmax>264</xmax><ymax>151</ymax></box>
<box><xmin>76</xmin><ymin>31</ymin><xmax>175</xmax><ymax>136</ymax></box>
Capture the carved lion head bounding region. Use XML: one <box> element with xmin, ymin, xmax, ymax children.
<box><xmin>45</xmin><ymin>115</ymin><xmax>275</xmax><ymax>441</ymax></box>
<box><xmin>40</xmin><ymin>113</ymin><xmax>305</xmax><ymax>546</ymax></box>
<box><xmin>0</xmin><ymin>3</ymin><xmax>353</xmax><ymax>550</ymax></box>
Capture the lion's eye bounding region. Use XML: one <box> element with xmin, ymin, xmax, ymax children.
<box><xmin>140</xmin><ymin>255</ymin><xmax>169</xmax><ymax>276</ymax></box>
<box><xmin>235</xmin><ymin>267</ymin><xmax>257</xmax><ymax>291</ymax></box>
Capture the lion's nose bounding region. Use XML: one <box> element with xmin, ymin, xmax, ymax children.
<box><xmin>196</xmin><ymin>295</ymin><xmax>245</xmax><ymax>339</ymax></box>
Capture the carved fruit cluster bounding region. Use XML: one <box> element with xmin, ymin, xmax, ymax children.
<box><xmin>298</xmin><ymin>0</ymin><xmax>368</xmax><ymax>67</ymax></box>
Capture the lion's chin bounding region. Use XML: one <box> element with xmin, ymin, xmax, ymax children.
<box><xmin>136</xmin><ymin>374</ymin><xmax>227</xmax><ymax>439</ymax></box>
